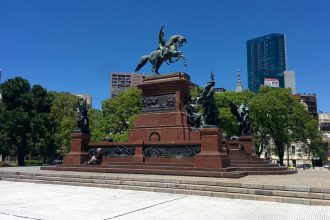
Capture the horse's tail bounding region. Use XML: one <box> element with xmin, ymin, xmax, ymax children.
<box><xmin>134</xmin><ymin>55</ymin><xmax>149</xmax><ymax>72</ymax></box>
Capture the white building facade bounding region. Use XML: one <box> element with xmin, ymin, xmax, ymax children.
<box><xmin>284</xmin><ymin>70</ymin><xmax>296</xmax><ymax>94</ymax></box>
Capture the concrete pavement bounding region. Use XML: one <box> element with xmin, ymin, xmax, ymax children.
<box><xmin>0</xmin><ymin>180</ymin><xmax>330</xmax><ymax>220</ymax></box>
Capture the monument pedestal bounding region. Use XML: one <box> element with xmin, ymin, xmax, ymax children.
<box><xmin>128</xmin><ymin>72</ymin><xmax>192</xmax><ymax>142</ymax></box>
<box><xmin>195</xmin><ymin>127</ymin><xmax>229</xmax><ymax>168</ymax></box>
<box><xmin>63</xmin><ymin>131</ymin><xmax>90</xmax><ymax>165</ymax></box>
<box><xmin>239</xmin><ymin>135</ymin><xmax>255</xmax><ymax>156</ymax></box>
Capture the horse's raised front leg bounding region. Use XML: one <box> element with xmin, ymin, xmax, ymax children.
<box><xmin>175</xmin><ymin>51</ymin><xmax>188</xmax><ymax>67</ymax></box>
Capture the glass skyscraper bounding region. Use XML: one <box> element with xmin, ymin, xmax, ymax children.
<box><xmin>247</xmin><ymin>33</ymin><xmax>287</xmax><ymax>93</ymax></box>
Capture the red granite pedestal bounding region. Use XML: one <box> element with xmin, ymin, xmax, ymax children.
<box><xmin>195</xmin><ymin>127</ymin><xmax>230</xmax><ymax>168</ymax></box>
<box><xmin>63</xmin><ymin>131</ymin><xmax>90</xmax><ymax>165</ymax></box>
<box><xmin>128</xmin><ymin>72</ymin><xmax>192</xmax><ymax>142</ymax></box>
<box><xmin>239</xmin><ymin>135</ymin><xmax>255</xmax><ymax>156</ymax></box>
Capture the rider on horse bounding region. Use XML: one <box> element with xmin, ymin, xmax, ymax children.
<box><xmin>134</xmin><ymin>26</ymin><xmax>187</xmax><ymax>75</ymax></box>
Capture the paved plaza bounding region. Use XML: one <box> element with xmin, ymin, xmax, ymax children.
<box><xmin>0</xmin><ymin>167</ymin><xmax>330</xmax><ymax>220</ymax></box>
<box><xmin>0</xmin><ymin>180</ymin><xmax>329</xmax><ymax>220</ymax></box>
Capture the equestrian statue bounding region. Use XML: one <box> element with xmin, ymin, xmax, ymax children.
<box><xmin>134</xmin><ymin>26</ymin><xmax>187</xmax><ymax>75</ymax></box>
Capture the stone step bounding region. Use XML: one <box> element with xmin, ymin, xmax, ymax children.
<box><xmin>41</xmin><ymin>166</ymin><xmax>247</xmax><ymax>178</ymax></box>
<box><xmin>229</xmin><ymin>156</ymin><xmax>262</xmax><ymax>161</ymax></box>
<box><xmin>0</xmin><ymin>173</ymin><xmax>319</xmax><ymax>197</ymax></box>
<box><xmin>0</xmin><ymin>172</ymin><xmax>328</xmax><ymax>206</ymax></box>
<box><xmin>229</xmin><ymin>153</ymin><xmax>261</xmax><ymax>158</ymax></box>
<box><xmin>61</xmin><ymin>164</ymin><xmax>225</xmax><ymax>172</ymax></box>
<box><xmin>229</xmin><ymin>152</ymin><xmax>260</xmax><ymax>156</ymax></box>
<box><xmin>102</xmin><ymin>162</ymin><xmax>195</xmax><ymax>167</ymax></box>
<box><xmin>229</xmin><ymin>166</ymin><xmax>288</xmax><ymax>172</ymax></box>
<box><xmin>246</xmin><ymin>170</ymin><xmax>298</xmax><ymax>175</ymax></box>
<box><xmin>230</xmin><ymin>160</ymin><xmax>269</xmax><ymax>164</ymax></box>
<box><xmin>231</xmin><ymin>163</ymin><xmax>279</xmax><ymax>167</ymax></box>
<box><xmin>99</xmin><ymin>164</ymin><xmax>236</xmax><ymax>172</ymax></box>
<box><xmin>228</xmin><ymin>153</ymin><xmax>254</xmax><ymax>157</ymax></box>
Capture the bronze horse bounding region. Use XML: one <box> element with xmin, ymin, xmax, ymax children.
<box><xmin>135</xmin><ymin>26</ymin><xmax>187</xmax><ymax>75</ymax></box>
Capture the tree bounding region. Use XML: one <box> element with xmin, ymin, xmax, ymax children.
<box><xmin>0</xmin><ymin>77</ymin><xmax>57</xmax><ymax>165</ymax></box>
<box><xmin>289</xmin><ymin>99</ymin><xmax>323</xmax><ymax>159</ymax></box>
<box><xmin>250</xmin><ymin>86</ymin><xmax>322</xmax><ymax>165</ymax></box>
<box><xmin>0</xmin><ymin>100</ymin><xmax>10</xmax><ymax>160</ymax></box>
<box><xmin>88</xmin><ymin>108</ymin><xmax>104</xmax><ymax>142</ymax></box>
<box><xmin>252</xmin><ymin>121</ymin><xmax>270</xmax><ymax>156</ymax></box>
<box><xmin>93</xmin><ymin>88</ymin><xmax>142</xmax><ymax>142</ymax></box>
<box><xmin>49</xmin><ymin>92</ymin><xmax>78</xmax><ymax>155</ymax></box>
<box><xmin>28</xmin><ymin>85</ymin><xmax>56</xmax><ymax>163</ymax></box>
<box><xmin>0</xmin><ymin>77</ymin><xmax>32</xmax><ymax>165</ymax></box>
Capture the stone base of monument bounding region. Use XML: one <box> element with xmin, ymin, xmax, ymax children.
<box><xmin>226</xmin><ymin>139</ymin><xmax>297</xmax><ymax>175</ymax></box>
<box><xmin>45</xmin><ymin>129</ymin><xmax>245</xmax><ymax>178</ymax></box>
<box><xmin>62</xmin><ymin>131</ymin><xmax>90</xmax><ymax>165</ymax></box>
<box><xmin>42</xmin><ymin>73</ymin><xmax>296</xmax><ymax>178</ymax></box>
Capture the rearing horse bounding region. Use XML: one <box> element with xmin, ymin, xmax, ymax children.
<box><xmin>134</xmin><ymin>26</ymin><xmax>187</xmax><ymax>75</ymax></box>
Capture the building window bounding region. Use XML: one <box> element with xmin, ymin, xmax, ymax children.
<box><xmin>291</xmin><ymin>146</ymin><xmax>295</xmax><ymax>155</ymax></box>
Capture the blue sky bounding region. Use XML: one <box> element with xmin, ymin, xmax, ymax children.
<box><xmin>1</xmin><ymin>0</ymin><xmax>330</xmax><ymax>111</ymax></box>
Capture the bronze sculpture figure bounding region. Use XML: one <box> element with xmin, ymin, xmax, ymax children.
<box><xmin>76</xmin><ymin>98</ymin><xmax>90</xmax><ymax>134</ymax></box>
<box><xmin>197</xmin><ymin>72</ymin><xmax>220</xmax><ymax>127</ymax></box>
<box><xmin>229</xmin><ymin>102</ymin><xmax>252</xmax><ymax>135</ymax></box>
<box><xmin>184</xmin><ymin>72</ymin><xmax>220</xmax><ymax>128</ymax></box>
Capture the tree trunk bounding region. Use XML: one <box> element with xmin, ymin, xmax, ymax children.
<box><xmin>278</xmin><ymin>150</ymin><xmax>284</xmax><ymax>166</ymax></box>
<box><xmin>286</xmin><ymin>144</ymin><xmax>290</xmax><ymax>166</ymax></box>
<box><xmin>17</xmin><ymin>147</ymin><xmax>25</xmax><ymax>166</ymax></box>
<box><xmin>274</xmin><ymin>140</ymin><xmax>285</xmax><ymax>166</ymax></box>
<box><xmin>272</xmin><ymin>136</ymin><xmax>285</xmax><ymax>166</ymax></box>
<box><xmin>256</xmin><ymin>141</ymin><xmax>264</xmax><ymax>156</ymax></box>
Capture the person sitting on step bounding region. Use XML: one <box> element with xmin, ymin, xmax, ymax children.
<box><xmin>85</xmin><ymin>148</ymin><xmax>103</xmax><ymax>165</ymax></box>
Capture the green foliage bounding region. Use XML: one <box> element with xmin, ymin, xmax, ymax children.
<box><xmin>215</xmin><ymin>90</ymin><xmax>255</xmax><ymax>108</ymax></box>
<box><xmin>88</xmin><ymin>108</ymin><xmax>104</xmax><ymax>142</ymax></box>
<box><xmin>0</xmin><ymin>100</ymin><xmax>10</xmax><ymax>157</ymax></box>
<box><xmin>289</xmin><ymin>101</ymin><xmax>323</xmax><ymax>157</ymax></box>
<box><xmin>28</xmin><ymin>85</ymin><xmax>55</xmax><ymax>163</ymax></box>
<box><xmin>249</xmin><ymin>86</ymin><xmax>322</xmax><ymax>165</ymax></box>
<box><xmin>250</xmin><ymin>87</ymin><xmax>295</xmax><ymax>165</ymax></box>
<box><xmin>90</xmin><ymin>88</ymin><xmax>142</xmax><ymax>142</ymax></box>
<box><xmin>0</xmin><ymin>77</ymin><xmax>32</xmax><ymax>165</ymax></box>
<box><xmin>215</xmin><ymin>90</ymin><xmax>255</xmax><ymax>137</ymax></box>
<box><xmin>102</xmin><ymin>87</ymin><xmax>141</xmax><ymax>133</ymax></box>
<box><xmin>110</xmin><ymin>131</ymin><xmax>130</xmax><ymax>142</ymax></box>
<box><xmin>49</xmin><ymin>92</ymin><xmax>78</xmax><ymax>155</ymax></box>
<box><xmin>0</xmin><ymin>77</ymin><xmax>56</xmax><ymax>165</ymax></box>
<box><xmin>190</xmin><ymin>86</ymin><xmax>201</xmax><ymax>99</ymax></box>
<box><xmin>0</xmin><ymin>160</ymin><xmax>18</xmax><ymax>167</ymax></box>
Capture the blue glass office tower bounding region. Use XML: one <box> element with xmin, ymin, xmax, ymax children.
<box><xmin>247</xmin><ymin>34</ymin><xmax>286</xmax><ymax>93</ymax></box>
